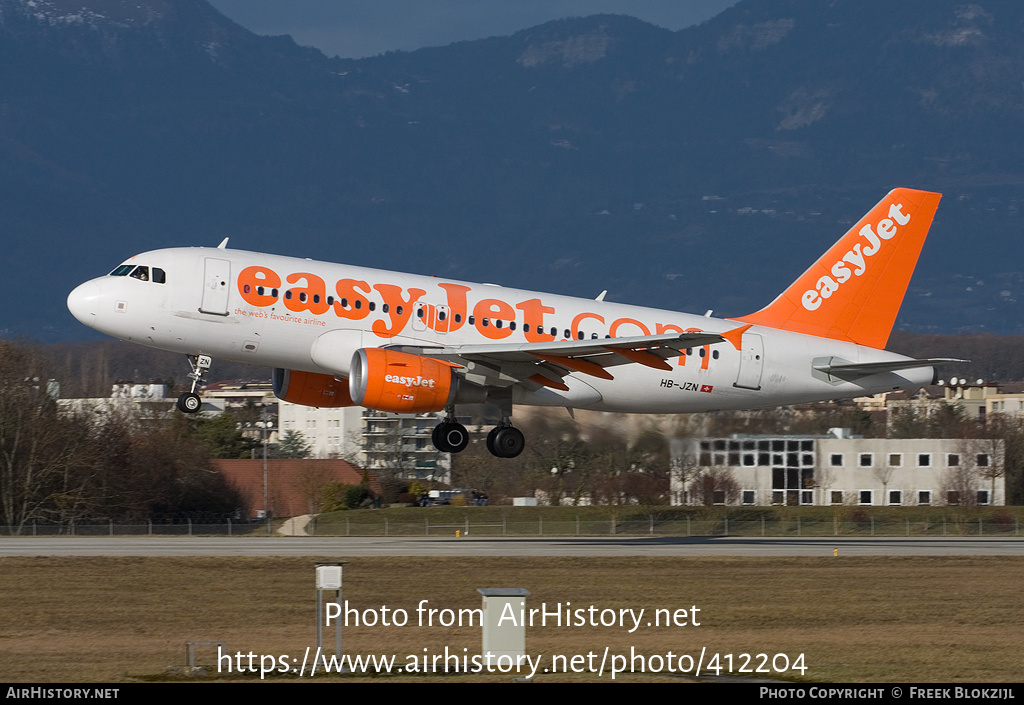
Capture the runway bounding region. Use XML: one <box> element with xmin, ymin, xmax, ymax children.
<box><xmin>1</xmin><ymin>536</ymin><xmax>1021</xmax><ymax>557</ymax></box>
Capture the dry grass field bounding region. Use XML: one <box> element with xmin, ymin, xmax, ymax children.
<box><xmin>1</xmin><ymin>555</ymin><xmax>1021</xmax><ymax>683</ymax></box>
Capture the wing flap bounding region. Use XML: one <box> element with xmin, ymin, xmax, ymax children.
<box><xmin>388</xmin><ymin>330</ymin><xmax>731</xmax><ymax>386</ymax></box>
<box><xmin>391</xmin><ymin>331</ymin><xmax>724</xmax><ymax>360</ymax></box>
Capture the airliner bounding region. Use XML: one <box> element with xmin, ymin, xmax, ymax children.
<box><xmin>67</xmin><ymin>188</ymin><xmax>954</xmax><ymax>458</ymax></box>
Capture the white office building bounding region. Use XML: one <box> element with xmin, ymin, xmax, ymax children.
<box><xmin>671</xmin><ymin>431</ymin><xmax>1005</xmax><ymax>507</ymax></box>
<box><xmin>278</xmin><ymin>402</ymin><xmax>451</xmax><ymax>483</ymax></box>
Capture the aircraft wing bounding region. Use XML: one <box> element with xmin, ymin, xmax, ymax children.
<box><xmin>389</xmin><ymin>329</ymin><xmax>744</xmax><ymax>391</ymax></box>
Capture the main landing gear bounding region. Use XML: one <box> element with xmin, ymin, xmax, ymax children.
<box><xmin>432</xmin><ymin>415</ymin><xmax>470</xmax><ymax>454</ymax></box>
<box><xmin>176</xmin><ymin>354</ymin><xmax>211</xmax><ymax>414</ymax></box>
<box><xmin>431</xmin><ymin>408</ymin><xmax>524</xmax><ymax>458</ymax></box>
<box><xmin>486</xmin><ymin>423</ymin><xmax>525</xmax><ymax>459</ymax></box>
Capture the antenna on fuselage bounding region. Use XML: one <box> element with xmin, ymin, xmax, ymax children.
<box><xmin>595</xmin><ymin>290</ymin><xmax>607</xmax><ymax>301</ymax></box>
<box><xmin>217</xmin><ymin>237</ymin><xmax>229</xmax><ymax>249</ymax></box>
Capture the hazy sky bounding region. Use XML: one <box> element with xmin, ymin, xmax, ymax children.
<box><xmin>207</xmin><ymin>1</ymin><xmax>740</xmax><ymax>59</ymax></box>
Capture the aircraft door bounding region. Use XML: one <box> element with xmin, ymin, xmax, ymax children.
<box><xmin>200</xmin><ymin>257</ymin><xmax>231</xmax><ymax>316</ymax></box>
<box><xmin>412</xmin><ymin>302</ymin><xmax>429</xmax><ymax>331</ymax></box>
<box><xmin>413</xmin><ymin>303</ymin><xmax>450</xmax><ymax>333</ymax></box>
<box><xmin>734</xmin><ymin>333</ymin><xmax>764</xmax><ymax>390</ymax></box>
<box><xmin>434</xmin><ymin>305</ymin><xmax>449</xmax><ymax>333</ymax></box>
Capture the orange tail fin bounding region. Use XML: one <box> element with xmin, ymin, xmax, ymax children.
<box><xmin>734</xmin><ymin>188</ymin><xmax>941</xmax><ymax>349</ymax></box>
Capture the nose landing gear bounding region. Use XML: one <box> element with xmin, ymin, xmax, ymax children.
<box><xmin>176</xmin><ymin>354</ymin><xmax>212</xmax><ymax>414</ymax></box>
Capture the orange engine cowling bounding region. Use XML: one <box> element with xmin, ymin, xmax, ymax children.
<box><xmin>272</xmin><ymin>368</ymin><xmax>355</xmax><ymax>407</ymax></box>
<box><xmin>349</xmin><ymin>348</ymin><xmax>455</xmax><ymax>414</ymax></box>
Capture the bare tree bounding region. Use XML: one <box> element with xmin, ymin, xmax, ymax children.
<box><xmin>942</xmin><ymin>455</ymin><xmax>980</xmax><ymax>508</ymax></box>
<box><xmin>872</xmin><ymin>464</ymin><xmax>896</xmax><ymax>505</ymax></box>
<box><xmin>290</xmin><ymin>462</ymin><xmax>336</xmax><ymax>514</ymax></box>
<box><xmin>974</xmin><ymin>438</ymin><xmax>1005</xmax><ymax>506</ymax></box>
<box><xmin>0</xmin><ymin>344</ymin><xmax>96</xmax><ymax>532</ymax></box>
<box><xmin>361</xmin><ymin>412</ymin><xmax>446</xmax><ymax>483</ymax></box>
<box><xmin>950</xmin><ymin>438</ymin><xmax>1004</xmax><ymax>506</ymax></box>
<box><xmin>688</xmin><ymin>468</ymin><xmax>740</xmax><ymax>506</ymax></box>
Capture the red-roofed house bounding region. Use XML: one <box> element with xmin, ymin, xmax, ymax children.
<box><xmin>212</xmin><ymin>459</ymin><xmax>379</xmax><ymax>518</ymax></box>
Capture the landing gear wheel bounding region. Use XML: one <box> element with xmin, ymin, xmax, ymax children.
<box><xmin>432</xmin><ymin>424</ymin><xmax>446</xmax><ymax>451</ymax></box>
<box><xmin>441</xmin><ymin>422</ymin><xmax>469</xmax><ymax>453</ymax></box>
<box><xmin>488</xmin><ymin>426</ymin><xmax>525</xmax><ymax>458</ymax></box>
<box><xmin>179</xmin><ymin>354</ymin><xmax>212</xmax><ymax>414</ymax></box>
<box><xmin>486</xmin><ymin>427</ymin><xmax>500</xmax><ymax>457</ymax></box>
<box><xmin>176</xmin><ymin>392</ymin><xmax>202</xmax><ymax>414</ymax></box>
<box><xmin>432</xmin><ymin>421</ymin><xmax>469</xmax><ymax>453</ymax></box>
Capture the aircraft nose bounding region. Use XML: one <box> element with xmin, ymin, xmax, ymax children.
<box><xmin>67</xmin><ymin>279</ymin><xmax>101</xmax><ymax>327</ymax></box>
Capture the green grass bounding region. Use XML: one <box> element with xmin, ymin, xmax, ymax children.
<box><xmin>2</xmin><ymin>556</ymin><xmax>1022</xmax><ymax>683</ymax></box>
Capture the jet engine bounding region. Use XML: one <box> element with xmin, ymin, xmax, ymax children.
<box><xmin>272</xmin><ymin>368</ymin><xmax>355</xmax><ymax>407</ymax></box>
<box><xmin>349</xmin><ymin>348</ymin><xmax>456</xmax><ymax>414</ymax></box>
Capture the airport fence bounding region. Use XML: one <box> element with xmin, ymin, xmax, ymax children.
<box><xmin>302</xmin><ymin>515</ymin><xmax>1023</xmax><ymax>538</ymax></box>
<box><xmin>3</xmin><ymin>516</ymin><xmax>1021</xmax><ymax>537</ymax></box>
<box><xmin>1</xmin><ymin>519</ymin><xmax>262</xmax><ymax>537</ymax></box>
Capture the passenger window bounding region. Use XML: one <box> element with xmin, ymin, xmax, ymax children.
<box><xmin>129</xmin><ymin>266</ymin><xmax>149</xmax><ymax>281</ymax></box>
<box><xmin>152</xmin><ymin>268</ymin><xmax>166</xmax><ymax>284</ymax></box>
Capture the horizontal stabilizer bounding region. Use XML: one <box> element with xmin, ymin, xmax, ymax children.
<box><xmin>814</xmin><ymin>357</ymin><xmax>966</xmax><ymax>379</ymax></box>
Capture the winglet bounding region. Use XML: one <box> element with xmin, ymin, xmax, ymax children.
<box><xmin>734</xmin><ymin>189</ymin><xmax>942</xmax><ymax>349</ymax></box>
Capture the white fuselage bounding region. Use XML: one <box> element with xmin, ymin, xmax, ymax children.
<box><xmin>67</xmin><ymin>246</ymin><xmax>931</xmax><ymax>412</ymax></box>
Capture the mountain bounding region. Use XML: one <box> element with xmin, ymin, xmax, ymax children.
<box><xmin>4</xmin><ymin>0</ymin><xmax>1024</xmax><ymax>340</ymax></box>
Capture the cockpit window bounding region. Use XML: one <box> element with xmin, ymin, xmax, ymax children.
<box><xmin>110</xmin><ymin>263</ymin><xmax>166</xmax><ymax>283</ymax></box>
